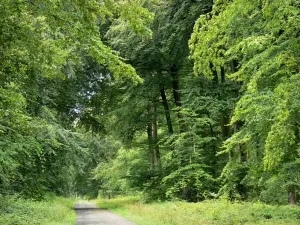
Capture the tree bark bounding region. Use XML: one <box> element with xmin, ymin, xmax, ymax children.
<box><xmin>147</xmin><ymin>122</ymin><xmax>154</xmax><ymax>170</ymax></box>
<box><xmin>289</xmin><ymin>190</ymin><xmax>297</xmax><ymax>205</ymax></box>
<box><xmin>160</xmin><ymin>83</ymin><xmax>173</xmax><ymax>135</ymax></box>
<box><xmin>171</xmin><ymin>68</ymin><xmax>182</xmax><ymax>108</ymax></box>
<box><xmin>221</xmin><ymin>66</ymin><xmax>225</xmax><ymax>83</ymax></box>
<box><xmin>152</xmin><ymin>102</ymin><xmax>160</xmax><ymax>165</ymax></box>
<box><xmin>288</xmin><ymin>188</ymin><xmax>300</xmax><ymax>206</ymax></box>
<box><xmin>230</xmin><ymin>61</ymin><xmax>242</xmax><ymax>162</ymax></box>
<box><xmin>220</xmin><ymin>66</ymin><xmax>230</xmax><ymax>140</ymax></box>
<box><xmin>148</xmin><ymin>102</ymin><xmax>160</xmax><ymax>168</ymax></box>
<box><xmin>170</xmin><ymin>64</ymin><xmax>186</xmax><ymax>132</ymax></box>
<box><xmin>221</xmin><ymin>116</ymin><xmax>230</xmax><ymax>139</ymax></box>
<box><xmin>210</xmin><ymin>62</ymin><xmax>218</xmax><ymax>86</ymax></box>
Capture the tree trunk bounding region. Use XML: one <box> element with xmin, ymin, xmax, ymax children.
<box><xmin>220</xmin><ymin>66</ymin><xmax>230</xmax><ymax>140</ymax></box>
<box><xmin>221</xmin><ymin>116</ymin><xmax>230</xmax><ymax>139</ymax></box>
<box><xmin>209</xmin><ymin>119</ymin><xmax>217</xmax><ymax>176</ymax></box>
<box><xmin>148</xmin><ymin>102</ymin><xmax>160</xmax><ymax>169</ymax></box>
<box><xmin>147</xmin><ymin>122</ymin><xmax>154</xmax><ymax>170</ymax></box>
<box><xmin>152</xmin><ymin>102</ymin><xmax>160</xmax><ymax>166</ymax></box>
<box><xmin>289</xmin><ymin>190</ymin><xmax>297</xmax><ymax>206</ymax></box>
<box><xmin>171</xmin><ymin>72</ymin><xmax>182</xmax><ymax>108</ymax></box>
<box><xmin>170</xmin><ymin>64</ymin><xmax>186</xmax><ymax>132</ymax></box>
<box><xmin>230</xmin><ymin>61</ymin><xmax>242</xmax><ymax>162</ymax></box>
<box><xmin>210</xmin><ymin>62</ymin><xmax>218</xmax><ymax>86</ymax></box>
<box><xmin>288</xmin><ymin>188</ymin><xmax>300</xmax><ymax>206</ymax></box>
<box><xmin>221</xmin><ymin>66</ymin><xmax>225</xmax><ymax>83</ymax></box>
<box><xmin>233</xmin><ymin>122</ymin><xmax>245</xmax><ymax>162</ymax></box>
<box><xmin>160</xmin><ymin>83</ymin><xmax>173</xmax><ymax>135</ymax></box>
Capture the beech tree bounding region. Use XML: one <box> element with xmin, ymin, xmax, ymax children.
<box><xmin>1</xmin><ymin>0</ymin><xmax>300</xmax><ymax>205</ymax></box>
<box><xmin>190</xmin><ymin>0</ymin><xmax>300</xmax><ymax>204</ymax></box>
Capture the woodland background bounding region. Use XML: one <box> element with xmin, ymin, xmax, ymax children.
<box><xmin>1</xmin><ymin>0</ymin><xmax>300</xmax><ymax>208</ymax></box>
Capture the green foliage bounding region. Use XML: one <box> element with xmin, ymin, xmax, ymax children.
<box><xmin>95</xmin><ymin>196</ymin><xmax>141</xmax><ymax>209</ymax></box>
<box><xmin>99</xmin><ymin>0</ymin><xmax>221</xmax><ymax>203</ymax></box>
<box><xmin>2</xmin><ymin>0</ymin><xmax>300</xmax><ymax>209</ymax></box>
<box><xmin>260</xmin><ymin>176</ymin><xmax>288</xmax><ymax>205</ymax></box>
<box><xmin>190</xmin><ymin>0</ymin><xmax>300</xmax><ymax>201</ymax></box>
<box><xmin>96</xmin><ymin>196</ymin><xmax>300</xmax><ymax>225</ymax></box>
<box><xmin>92</xmin><ymin>136</ymin><xmax>155</xmax><ymax>198</ymax></box>
<box><xmin>0</xmin><ymin>104</ymin><xmax>91</xmax><ymax>198</ymax></box>
<box><xmin>0</xmin><ymin>0</ymin><xmax>154</xmax><ymax>82</ymax></box>
<box><xmin>260</xmin><ymin>160</ymin><xmax>300</xmax><ymax>205</ymax></box>
<box><xmin>218</xmin><ymin>162</ymin><xmax>249</xmax><ymax>200</ymax></box>
<box><xmin>0</xmin><ymin>0</ymin><xmax>154</xmax><ymax>199</ymax></box>
<box><xmin>191</xmin><ymin>0</ymin><xmax>300</xmax><ymax>167</ymax></box>
<box><xmin>162</xmin><ymin>164</ymin><xmax>215</xmax><ymax>201</ymax></box>
<box><xmin>0</xmin><ymin>195</ymin><xmax>75</xmax><ymax>225</ymax></box>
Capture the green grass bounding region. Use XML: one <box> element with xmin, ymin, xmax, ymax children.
<box><xmin>0</xmin><ymin>195</ymin><xmax>76</xmax><ymax>225</ymax></box>
<box><xmin>95</xmin><ymin>196</ymin><xmax>300</xmax><ymax>225</ymax></box>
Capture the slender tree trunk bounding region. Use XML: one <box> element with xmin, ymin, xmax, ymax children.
<box><xmin>220</xmin><ymin>66</ymin><xmax>230</xmax><ymax>140</ymax></box>
<box><xmin>170</xmin><ymin>64</ymin><xmax>186</xmax><ymax>132</ymax></box>
<box><xmin>210</xmin><ymin>62</ymin><xmax>218</xmax><ymax>86</ymax></box>
<box><xmin>147</xmin><ymin>122</ymin><xmax>154</xmax><ymax>169</ymax></box>
<box><xmin>171</xmin><ymin>72</ymin><xmax>182</xmax><ymax>108</ymax></box>
<box><xmin>221</xmin><ymin>116</ymin><xmax>230</xmax><ymax>139</ymax></box>
<box><xmin>229</xmin><ymin>61</ymin><xmax>241</xmax><ymax>162</ymax></box>
<box><xmin>221</xmin><ymin>66</ymin><xmax>225</xmax><ymax>83</ymax></box>
<box><xmin>160</xmin><ymin>83</ymin><xmax>173</xmax><ymax>135</ymax></box>
<box><xmin>233</xmin><ymin>122</ymin><xmax>245</xmax><ymax>162</ymax></box>
<box><xmin>152</xmin><ymin>102</ymin><xmax>160</xmax><ymax>166</ymax></box>
<box><xmin>148</xmin><ymin>102</ymin><xmax>160</xmax><ymax>169</ymax></box>
<box><xmin>209</xmin><ymin>119</ymin><xmax>217</xmax><ymax>176</ymax></box>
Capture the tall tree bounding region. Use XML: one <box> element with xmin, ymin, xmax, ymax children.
<box><xmin>190</xmin><ymin>0</ymin><xmax>300</xmax><ymax>203</ymax></box>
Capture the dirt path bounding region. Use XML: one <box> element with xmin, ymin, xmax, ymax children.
<box><xmin>74</xmin><ymin>202</ymin><xmax>136</xmax><ymax>225</ymax></box>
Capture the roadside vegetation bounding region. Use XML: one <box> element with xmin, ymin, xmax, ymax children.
<box><xmin>95</xmin><ymin>197</ymin><xmax>300</xmax><ymax>225</ymax></box>
<box><xmin>0</xmin><ymin>196</ymin><xmax>75</xmax><ymax>225</ymax></box>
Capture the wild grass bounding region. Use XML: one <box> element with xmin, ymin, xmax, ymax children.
<box><xmin>0</xmin><ymin>195</ymin><xmax>75</xmax><ymax>225</ymax></box>
<box><xmin>95</xmin><ymin>196</ymin><xmax>300</xmax><ymax>225</ymax></box>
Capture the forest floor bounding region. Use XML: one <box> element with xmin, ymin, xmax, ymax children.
<box><xmin>0</xmin><ymin>196</ymin><xmax>75</xmax><ymax>225</ymax></box>
<box><xmin>94</xmin><ymin>196</ymin><xmax>300</xmax><ymax>225</ymax></box>
<box><xmin>75</xmin><ymin>202</ymin><xmax>136</xmax><ymax>225</ymax></box>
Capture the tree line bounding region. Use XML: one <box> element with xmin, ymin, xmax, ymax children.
<box><xmin>1</xmin><ymin>0</ymin><xmax>299</xmax><ymax>205</ymax></box>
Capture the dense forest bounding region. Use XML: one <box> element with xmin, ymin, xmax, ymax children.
<box><xmin>1</xmin><ymin>0</ymin><xmax>300</xmax><ymax>207</ymax></box>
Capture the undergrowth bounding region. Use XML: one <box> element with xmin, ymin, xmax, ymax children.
<box><xmin>0</xmin><ymin>195</ymin><xmax>75</xmax><ymax>225</ymax></box>
<box><xmin>95</xmin><ymin>196</ymin><xmax>300</xmax><ymax>225</ymax></box>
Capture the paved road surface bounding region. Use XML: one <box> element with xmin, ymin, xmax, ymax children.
<box><xmin>74</xmin><ymin>202</ymin><xmax>136</xmax><ymax>225</ymax></box>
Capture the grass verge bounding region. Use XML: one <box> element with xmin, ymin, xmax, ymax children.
<box><xmin>0</xmin><ymin>195</ymin><xmax>75</xmax><ymax>225</ymax></box>
<box><xmin>95</xmin><ymin>196</ymin><xmax>300</xmax><ymax>225</ymax></box>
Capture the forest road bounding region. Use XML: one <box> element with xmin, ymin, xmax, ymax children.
<box><xmin>74</xmin><ymin>202</ymin><xmax>136</xmax><ymax>225</ymax></box>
